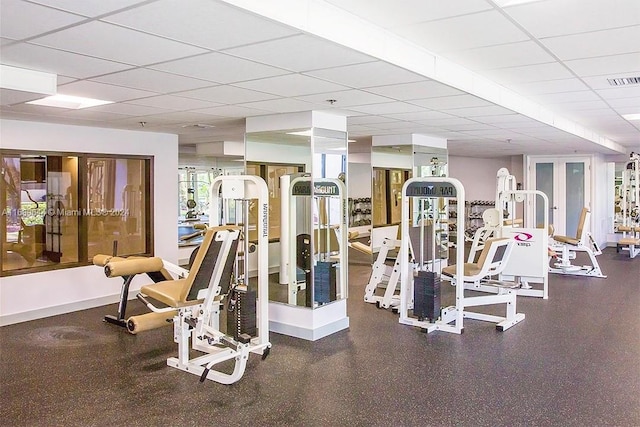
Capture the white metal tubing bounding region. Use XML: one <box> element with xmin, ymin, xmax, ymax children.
<box><xmin>400</xmin><ymin>177</ymin><xmax>465</xmax><ymax>333</ymax></box>
<box><xmin>209</xmin><ymin>175</ymin><xmax>270</xmax><ymax>346</ymax></box>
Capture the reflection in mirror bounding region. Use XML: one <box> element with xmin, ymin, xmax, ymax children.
<box><xmin>363</xmin><ymin>140</ymin><xmax>449</xmax><ymax>307</ymax></box>
<box><xmin>245</xmin><ymin>128</ymin><xmax>347</xmax><ymax>308</ymax></box>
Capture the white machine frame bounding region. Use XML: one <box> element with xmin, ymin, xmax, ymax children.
<box><xmin>549</xmin><ymin>208</ymin><xmax>606</xmax><ymax>278</ymax></box>
<box><xmin>146</xmin><ymin>175</ymin><xmax>271</xmax><ymax>385</ymax></box>
<box><xmin>399</xmin><ymin>177</ymin><xmax>525</xmax><ymax>334</ymax></box>
<box><xmin>363</xmin><ymin>236</ymin><xmax>406</xmax><ymax>309</ymax></box>
<box><xmin>288</xmin><ymin>176</ymin><xmax>348</xmax><ymax>306</ymax></box>
<box><xmin>617</xmin><ymin>154</ymin><xmax>639</xmax><ymax>258</ymax></box>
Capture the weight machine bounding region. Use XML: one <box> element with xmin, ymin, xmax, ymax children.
<box><xmin>136</xmin><ymin>175</ymin><xmax>271</xmax><ymax>385</ymax></box>
<box><xmin>398</xmin><ymin>177</ymin><xmax>525</xmax><ymax>334</ymax></box>
<box><xmin>467</xmin><ymin>168</ymin><xmax>550</xmax><ymax>298</ymax></box>
<box><xmin>617</xmin><ymin>153</ymin><xmax>640</xmax><ymax>258</ymax></box>
<box><xmin>549</xmin><ymin>207</ymin><xmax>606</xmax><ymax>278</ymax></box>
<box><xmin>287</xmin><ymin>176</ymin><xmax>348</xmax><ymax>307</ymax></box>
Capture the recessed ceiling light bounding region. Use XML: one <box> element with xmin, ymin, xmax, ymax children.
<box><xmin>622</xmin><ymin>113</ymin><xmax>640</xmax><ymax>121</ymax></box>
<box><xmin>26</xmin><ymin>94</ymin><xmax>113</xmax><ymax>109</ymax></box>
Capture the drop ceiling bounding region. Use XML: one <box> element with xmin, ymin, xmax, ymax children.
<box><xmin>1</xmin><ymin>0</ymin><xmax>639</xmax><ymax>157</ymax></box>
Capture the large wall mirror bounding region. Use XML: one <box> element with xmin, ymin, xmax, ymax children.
<box><xmin>369</xmin><ymin>141</ymin><xmax>449</xmax><ymax>269</ymax></box>
<box><xmin>245</xmin><ymin>128</ymin><xmax>347</xmax><ymax>309</ymax></box>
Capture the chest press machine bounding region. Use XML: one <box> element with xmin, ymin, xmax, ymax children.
<box><xmin>398</xmin><ymin>177</ymin><xmax>525</xmax><ymax>334</ymax></box>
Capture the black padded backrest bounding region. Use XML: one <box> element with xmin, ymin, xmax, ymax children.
<box><xmin>187</xmin><ymin>232</ymin><xmax>239</xmax><ymax>301</ymax></box>
<box><xmin>491</xmin><ymin>243</ymin><xmax>508</xmax><ymax>263</ymax></box>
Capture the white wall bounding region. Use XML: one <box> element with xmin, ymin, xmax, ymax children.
<box><xmin>0</xmin><ymin>120</ymin><xmax>178</xmax><ymax>325</ymax></box>
<box><xmin>448</xmin><ymin>155</ymin><xmax>523</xmax><ymax>201</ymax></box>
<box><xmin>348</xmin><ymin>162</ymin><xmax>371</xmax><ymax>199</ymax></box>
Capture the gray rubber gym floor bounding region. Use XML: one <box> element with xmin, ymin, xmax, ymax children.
<box><xmin>1</xmin><ymin>248</ymin><xmax>639</xmax><ymax>426</ymax></box>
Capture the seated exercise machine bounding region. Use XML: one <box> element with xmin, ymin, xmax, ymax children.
<box><xmin>93</xmin><ymin>244</ymin><xmax>190</xmax><ymax>333</ymax></box>
<box><xmin>398</xmin><ymin>177</ymin><xmax>525</xmax><ymax>334</ymax></box>
<box><xmin>549</xmin><ymin>207</ymin><xmax>606</xmax><ymax>278</ymax></box>
<box><xmin>616</xmin><ymin>153</ymin><xmax>639</xmax><ymax>259</ymax></box>
<box><xmin>136</xmin><ymin>175</ymin><xmax>271</xmax><ymax>385</ymax></box>
<box><xmin>466</xmin><ymin>168</ymin><xmax>550</xmax><ymax>299</ymax></box>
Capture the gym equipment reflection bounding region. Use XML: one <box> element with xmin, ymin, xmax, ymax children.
<box><xmin>287</xmin><ymin>175</ymin><xmax>347</xmax><ymax>307</ymax></box>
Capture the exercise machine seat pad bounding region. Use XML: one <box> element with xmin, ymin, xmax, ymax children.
<box><xmin>140</xmin><ymin>279</ymin><xmax>194</xmax><ymax>307</ymax></box>
<box><xmin>619</xmin><ymin>237</ymin><xmax>640</xmax><ymax>245</ymax></box>
<box><xmin>618</xmin><ymin>225</ymin><xmax>637</xmax><ymax>232</ymax></box>
<box><xmin>554</xmin><ymin>235</ymin><xmax>580</xmax><ymax>246</ymax></box>
<box><xmin>105</xmin><ymin>257</ymin><xmax>164</xmax><ymax>278</ymax></box>
<box><xmin>442</xmin><ymin>263</ymin><xmax>483</xmax><ymax>278</ymax></box>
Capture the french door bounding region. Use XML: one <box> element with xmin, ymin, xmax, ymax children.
<box><xmin>528</xmin><ymin>156</ymin><xmax>591</xmax><ymax>237</ymax></box>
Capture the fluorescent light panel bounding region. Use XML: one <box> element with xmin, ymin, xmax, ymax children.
<box><xmin>622</xmin><ymin>113</ymin><xmax>640</xmax><ymax>121</ymax></box>
<box><xmin>27</xmin><ymin>94</ymin><xmax>113</xmax><ymax>109</ymax></box>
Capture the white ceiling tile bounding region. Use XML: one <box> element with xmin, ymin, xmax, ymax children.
<box><xmin>234</xmin><ymin>74</ymin><xmax>349</xmax><ymax>97</ymax></box>
<box><xmin>482</xmin><ymin>62</ymin><xmax>575</xmax><ymax>85</ymax></box>
<box><xmin>348</xmin><ymin>124</ymin><xmax>379</xmax><ymax>133</ymax></box>
<box><xmin>364</xmin><ymin>81</ymin><xmax>464</xmax><ymax>100</ymax></box>
<box><xmin>0</xmin><ymin>42</ymin><xmax>134</xmax><ymax>79</ymax></box>
<box><xmin>57</xmin><ymin>75</ymin><xmax>76</xmax><ymax>85</ymax></box>
<box><xmin>29</xmin><ymin>0</ymin><xmax>148</xmax><ymax>17</ymax></box>
<box><xmin>532</xmin><ymin>91</ymin><xmax>601</xmax><ymax>104</ymax></box>
<box><xmin>103</xmin><ymin>0</ymin><xmax>298</xmax><ymax>50</ymax></box>
<box><xmin>409</xmin><ymin>94</ymin><xmax>492</xmax><ymax>110</ymax></box>
<box><xmin>1</xmin><ymin>37</ymin><xmax>16</xmax><ymax>46</ymax></box>
<box><xmin>505</xmin><ymin>0</ymin><xmax>640</xmax><ymax>38</ymax></box>
<box><xmin>84</xmin><ymin>102</ymin><xmax>170</xmax><ymax>116</ymax></box>
<box><xmin>541</xmin><ymin>26</ymin><xmax>640</xmax><ymax>61</ymax></box>
<box><xmin>347</xmin><ymin>115</ymin><xmax>401</xmax><ymax>125</ymax></box>
<box><xmin>324</xmin><ymin>0</ymin><xmax>492</xmax><ymax>29</ymax></box>
<box><xmin>446</xmin><ymin>105</ymin><xmax>517</xmax><ymax>117</ymax></box>
<box><xmin>348</xmin><ymin>102</ymin><xmax>425</xmax><ymax>115</ymax></box>
<box><xmin>548</xmin><ymin>100</ymin><xmax>611</xmax><ymax>111</ymax></box>
<box><xmin>56</xmin><ymin>109</ymin><xmax>130</xmax><ymax>121</ymax></box>
<box><xmin>395</xmin><ymin>10</ymin><xmax>529</xmax><ymax>53</ymax></box>
<box><xmin>582</xmin><ymin>74</ymin><xmax>640</xmax><ymax>90</ymax></box>
<box><xmin>224</xmin><ymin>34</ymin><xmax>374</xmax><ymax>72</ymax></box>
<box><xmin>237</xmin><ymin>98</ymin><xmax>318</xmax><ymax>113</ymax></box>
<box><xmin>30</xmin><ymin>21</ymin><xmax>206</xmax><ymax>66</ymax></box>
<box><xmin>596</xmin><ymin>85</ymin><xmax>640</xmax><ymax>100</ymax></box>
<box><xmin>608</xmin><ymin>97</ymin><xmax>640</xmax><ymax>109</ymax></box>
<box><xmin>441</xmin><ymin>123</ymin><xmax>498</xmax><ymax>131</ymax></box>
<box><xmin>514</xmin><ymin>78</ymin><xmax>590</xmax><ymax>95</ymax></box>
<box><xmin>305</xmin><ymin>62</ymin><xmax>424</xmax><ymax>88</ymax></box>
<box><xmin>124</xmin><ymin>111</ymin><xmax>221</xmax><ymax>124</ymax></box>
<box><xmin>368</xmin><ymin>121</ymin><xmax>422</xmax><ymax>130</ymax></box>
<box><xmin>444</xmin><ymin>41</ymin><xmax>556</xmax><ymax>71</ymax></box>
<box><xmin>126</xmin><ymin>95</ymin><xmax>223</xmax><ymax>110</ymax></box>
<box><xmin>472</xmin><ymin>114</ymin><xmax>542</xmax><ymax>125</ymax></box>
<box><xmin>385</xmin><ymin>110</ymin><xmax>455</xmax><ymax>121</ymax></box>
<box><xmin>0</xmin><ymin>0</ymin><xmax>85</xmax><ymax>40</ymax></box>
<box><xmin>409</xmin><ymin>117</ymin><xmax>477</xmax><ymax>127</ymax></box>
<box><xmin>564</xmin><ymin>53</ymin><xmax>640</xmax><ymax>78</ymax></box>
<box><xmin>175</xmin><ymin>85</ymin><xmax>278</xmax><ymax>104</ymax></box>
<box><xmin>295</xmin><ymin>90</ymin><xmax>392</xmax><ymax>107</ymax></box>
<box><xmin>92</xmin><ymin>68</ymin><xmax>213</xmax><ymax>93</ymax></box>
<box><xmin>191</xmin><ymin>105</ymin><xmax>270</xmax><ymax>118</ymax></box>
<box><xmin>0</xmin><ymin>88</ymin><xmax>45</xmax><ymax>106</ymax></box>
<box><xmin>57</xmin><ymin>80</ymin><xmax>157</xmax><ymax>102</ymax></box>
<box><xmin>151</xmin><ymin>52</ymin><xmax>290</xmax><ymax>84</ymax></box>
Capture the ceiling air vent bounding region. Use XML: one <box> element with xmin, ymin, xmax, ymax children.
<box><xmin>607</xmin><ymin>77</ymin><xmax>640</xmax><ymax>86</ymax></box>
